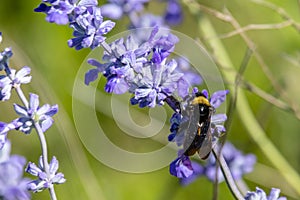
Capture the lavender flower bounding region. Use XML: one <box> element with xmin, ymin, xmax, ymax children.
<box><xmin>0</xmin><ymin>66</ymin><xmax>32</xmax><ymax>101</ymax></box>
<box><xmin>175</xmin><ymin>57</ymin><xmax>202</xmax><ymax>86</ymax></box>
<box><xmin>85</xmin><ymin>35</ymin><xmax>148</xmax><ymax>92</ymax></box>
<box><xmin>245</xmin><ymin>187</ymin><xmax>286</xmax><ymax>200</ymax></box>
<box><xmin>164</xmin><ymin>0</ymin><xmax>183</xmax><ymax>25</ymax></box>
<box><xmin>180</xmin><ymin>142</ymin><xmax>256</xmax><ymax>184</ymax></box>
<box><xmin>0</xmin><ymin>122</ymin><xmax>17</xmax><ymax>150</ymax></box>
<box><xmin>101</xmin><ymin>0</ymin><xmax>149</xmax><ymax>20</ymax></box>
<box><xmin>68</xmin><ymin>6</ymin><xmax>115</xmax><ymax>50</ymax></box>
<box><xmin>35</xmin><ymin>0</ymin><xmax>115</xmax><ymax>50</ymax></box>
<box><xmin>34</xmin><ymin>0</ymin><xmax>99</xmax><ymax>25</ymax></box>
<box><xmin>128</xmin><ymin>13</ymin><xmax>171</xmax><ymax>44</ymax></box>
<box><xmin>26</xmin><ymin>156</ymin><xmax>66</xmax><ymax>193</ymax></box>
<box><xmin>0</xmin><ymin>47</ymin><xmax>13</xmax><ymax>72</ymax></box>
<box><xmin>85</xmin><ymin>26</ymin><xmax>186</xmax><ymax>107</ymax></box>
<box><xmin>169</xmin><ymin>153</ymin><xmax>193</xmax><ymax>178</ymax></box>
<box><xmin>130</xmin><ymin>59</ymin><xmax>184</xmax><ymax>107</ymax></box>
<box><xmin>12</xmin><ymin>93</ymin><xmax>58</xmax><ymax>134</ymax></box>
<box><xmin>34</xmin><ymin>0</ymin><xmax>75</xmax><ymax>25</ymax></box>
<box><xmin>0</xmin><ymin>141</ymin><xmax>31</xmax><ymax>200</ymax></box>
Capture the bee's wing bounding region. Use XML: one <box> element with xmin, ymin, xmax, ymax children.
<box><xmin>197</xmin><ymin>126</ymin><xmax>213</xmax><ymax>160</ymax></box>
<box><xmin>182</xmin><ymin>112</ymin><xmax>198</xmax><ymax>154</ymax></box>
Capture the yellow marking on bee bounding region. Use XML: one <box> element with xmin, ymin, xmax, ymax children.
<box><xmin>197</xmin><ymin>127</ymin><xmax>201</xmax><ymax>136</ymax></box>
<box><xmin>192</xmin><ymin>96</ymin><xmax>211</xmax><ymax>106</ymax></box>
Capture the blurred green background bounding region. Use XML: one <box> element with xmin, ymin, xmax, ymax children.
<box><xmin>0</xmin><ymin>0</ymin><xmax>300</xmax><ymax>199</ymax></box>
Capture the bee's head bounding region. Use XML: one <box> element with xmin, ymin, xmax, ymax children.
<box><xmin>192</xmin><ymin>92</ymin><xmax>211</xmax><ymax>107</ymax></box>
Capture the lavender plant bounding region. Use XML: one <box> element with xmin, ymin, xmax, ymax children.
<box><xmin>0</xmin><ymin>140</ymin><xmax>30</xmax><ymax>199</ymax></box>
<box><xmin>4</xmin><ymin>0</ymin><xmax>295</xmax><ymax>199</ymax></box>
<box><xmin>0</xmin><ymin>32</ymin><xmax>65</xmax><ymax>199</ymax></box>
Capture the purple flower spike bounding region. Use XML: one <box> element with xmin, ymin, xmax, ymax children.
<box><xmin>34</xmin><ymin>0</ymin><xmax>75</xmax><ymax>25</ymax></box>
<box><xmin>209</xmin><ymin>90</ymin><xmax>229</xmax><ymax>108</ymax></box>
<box><xmin>0</xmin><ymin>122</ymin><xmax>17</xmax><ymax>149</ymax></box>
<box><xmin>0</xmin><ymin>66</ymin><xmax>32</xmax><ymax>101</ymax></box>
<box><xmin>205</xmin><ymin>142</ymin><xmax>256</xmax><ymax>182</ymax></box>
<box><xmin>101</xmin><ymin>0</ymin><xmax>149</xmax><ymax>19</ymax></box>
<box><xmin>175</xmin><ymin>57</ymin><xmax>202</xmax><ymax>87</ymax></box>
<box><xmin>245</xmin><ymin>187</ymin><xmax>286</xmax><ymax>200</ymax></box>
<box><xmin>0</xmin><ymin>47</ymin><xmax>13</xmax><ymax>71</ymax></box>
<box><xmin>26</xmin><ymin>156</ymin><xmax>66</xmax><ymax>193</ymax></box>
<box><xmin>179</xmin><ymin>142</ymin><xmax>256</xmax><ymax>185</ymax></box>
<box><xmin>180</xmin><ymin>161</ymin><xmax>204</xmax><ymax>186</ymax></box>
<box><xmin>12</xmin><ymin>93</ymin><xmax>58</xmax><ymax>134</ymax></box>
<box><xmin>170</xmin><ymin>154</ymin><xmax>193</xmax><ymax>178</ymax></box>
<box><xmin>0</xmin><ymin>140</ymin><xmax>31</xmax><ymax>200</ymax></box>
<box><xmin>68</xmin><ymin>7</ymin><xmax>115</xmax><ymax>50</ymax></box>
<box><xmin>164</xmin><ymin>0</ymin><xmax>183</xmax><ymax>25</ymax></box>
<box><xmin>131</xmin><ymin>59</ymin><xmax>183</xmax><ymax>108</ymax></box>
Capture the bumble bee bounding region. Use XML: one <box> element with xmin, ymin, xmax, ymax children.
<box><xmin>182</xmin><ymin>92</ymin><xmax>215</xmax><ymax>159</ymax></box>
<box><xmin>167</xmin><ymin>92</ymin><xmax>215</xmax><ymax>159</ymax></box>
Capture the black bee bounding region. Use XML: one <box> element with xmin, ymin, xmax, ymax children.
<box><xmin>166</xmin><ymin>92</ymin><xmax>215</xmax><ymax>159</ymax></box>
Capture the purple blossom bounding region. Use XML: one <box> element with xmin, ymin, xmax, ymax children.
<box><xmin>12</xmin><ymin>93</ymin><xmax>58</xmax><ymax>134</ymax></box>
<box><xmin>130</xmin><ymin>59</ymin><xmax>184</xmax><ymax>108</ymax></box>
<box><xmin>68</xmin><ymin>7</ymin><xmax>115</xmax><ymax>50</ymax></box>
<box><xmin>149</xmin><ymin>28</ymin><xmax>179</xmax><ymax>63</ymax></box>
<box><xmin>204</xmin><ymin>142</ymin><xmax>256</xmax><ymax>182</ymax></box>
<box><xmin>35</xmin><ymin>0</ymin><xmax>115</xmax><ymax>50</ymax></box>
<box><xmin>0</xmin><ymin>66</ymin><xmax>32</xmax><ymax>101</ymax></box>
<box><xmin>179</xmin><ymin>142</ymin><xmax>256</xmax><ymax>183</ymax></box>
<box><xmin>180</xmin><ymin>161</ymin><xmax>204</xmax><ymax>186</ymax></box>
<box><xmin>245</xmin><ymin>187</ymin><xmax>286</xmax><ymax>200</ymax></box>
<box><xmin>0</xmin><ymin>141</ymin><xmax>31</xmax><ymax>200</ymax></box>
<box><xmin>101</xmin><ymin>0</ymin><xmax>149</xmax><ymax>20</ymax></box>
<box><xmin>175</xmin><ymin>57</ymin><xmax>202</xmax><ymax>86</ymax></box>
<box><xmin>85</xmin><ymin>35</ymin><xmax>148</xmax><ymax>91</ymax></box>
<box><xmin>0</xmin><ymin>122</ymin><xmax>17</xmax><ymax>150</ymax></box>
<box><xmin>0</xmin><ymin>47</ymin><xmax>13</xmax><ymax>71</ymax></box>
<box><xmin>85</xmin><ymin>27</ymin><xmax>183</xmax><ymax>102</ymax></box>
<box><xmin>128</xmin><ymin>13</ymin><xmax>170</xmax><ymax>44</ymax></box>
<box><xmin>34</xmin><ymin>0</ymin><xmax>99</xmax><ymax>25</ymax></box>
<box><xmin>34</xmin><ymin>0</ymin><xmax>75</xmax><ymax>25</ymax></box>
<box><xmin>26</xmin><ymin>156</ymin><xmax>66</xmax><ymax>193</ymax></box>
<box><xmin>170</xmin><ymin>153</ymin><xmax>193</xmax><ymax>178</ymax></box>
<box><xmin>164</xmin><ymin>0</ymin><xmax>183</xmax><ymax>25</ymax></box>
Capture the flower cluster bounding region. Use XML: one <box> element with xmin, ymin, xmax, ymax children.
<box><xmin>0</xmin><ymin>141</ymin><xmax>31</xmax><ymax>200</ymax></box>
<box><xmin>35</xmin><ymin>0</ymin><xmax>115</xmax><ymax>50</ymax></box>
<box><xmin>0</xmin><ymin>33</ymin><xmax>64</xmax><ymax>197</ymax></box>
<box><xmin>169</xmin><ymin>88</ymin><xmax>229</xmax><ymax>178</ymax></box>
<box><xmin>34</xmin><ymin>0</ymin><xmax>184</xmax><ymax>50</ymax></box>
<box><xmin>26</xmin><ymin>156</ymin><xmax>66</xmax><ymax>193</ymax></box>
<box><xmin>245</xmin><ymin>187</ymin><xmax>286</xmax><ymax>200</ymax></box>
<box><xmin>180</xmin><ymin>142</ymin><xmax>256</xmax><ymax>185</ymax></box>
<box><xmin>85</xmin><ymin>26</ymin><xmax>191</xmax><ymax>108</ymax></box>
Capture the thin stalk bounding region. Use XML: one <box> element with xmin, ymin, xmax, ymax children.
<box><xmin>15</xmin><ymin>86</ymin><xmax>57</xmax><ymax>200</ymax></box>
<box><xmin>100</xmin><ymin>41</ymin><xmax>112</xmax><ymax>55</ymax></box>
<box><xmin>212</xmin><ymin>147</ymin><xmax>244</xmax><ymax>200</ymax></box>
